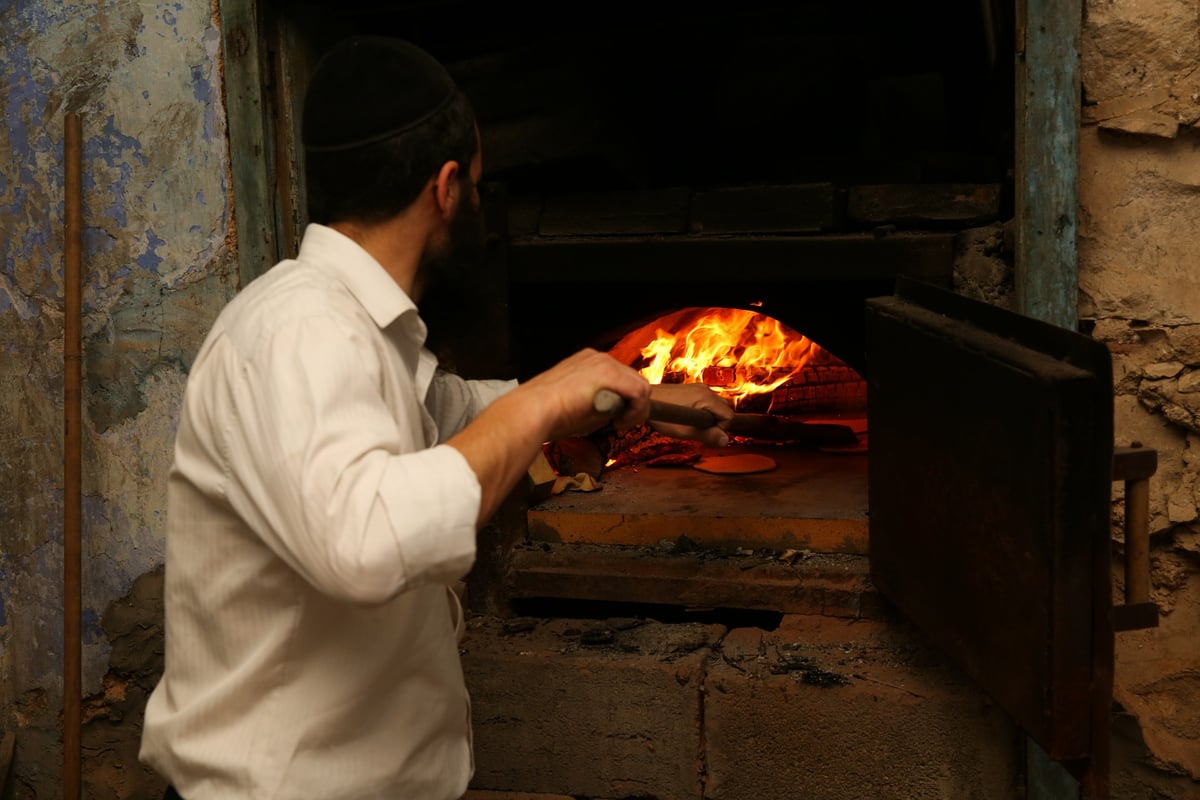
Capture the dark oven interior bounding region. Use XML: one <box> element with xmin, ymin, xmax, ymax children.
<box><xmin>270</xmin><ymin>0</ymin><xmax>1017</xmax><ymax>616</ymax></box>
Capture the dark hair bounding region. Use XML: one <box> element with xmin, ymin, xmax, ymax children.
<box><xmin>304</xmin><ymin>89</ymin><xmax>477</xmax><ymax>226</ymax></box>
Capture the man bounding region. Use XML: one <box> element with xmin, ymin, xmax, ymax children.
<box><xmin>139</xmin><ymin>35</ymin><xmax>732</xmax><ymax>800</ymax></box>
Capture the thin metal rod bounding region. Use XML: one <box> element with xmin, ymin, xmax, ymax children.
<box><xmin>63</xmin><ymin>110</ymin><xmax>83</xmax><ymax>800</ymax></box>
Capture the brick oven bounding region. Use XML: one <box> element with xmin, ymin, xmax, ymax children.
<box><xmin>240</xmin><ymin>1</ymin><xmax>1160</xmax><ymax>797</ymax></box>
<box><xmin>387</xmin><ymin>0</ymin><xmax>1017</xmax><ymax>637</ymax></box>
<box><xmin>380</xmin><ymin>0</ymin><xmax>1013</xmax><ymax>610</ymax></box>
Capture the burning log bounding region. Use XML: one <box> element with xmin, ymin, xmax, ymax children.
<box><xmin>604</xmin><ymin>430</ymin><xmax>703</xmax><ymax>470</ymax></box>
<box><xmin>700</xmin><ymin>366</ymin><xmax>735</xmax><ymax>387</ymax></box>
<box><xmin>698</xmin><ymin>365</ymin><xmax>795</xmax><ymax>388</ymax></box>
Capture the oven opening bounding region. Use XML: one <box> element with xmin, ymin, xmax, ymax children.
<box><xmin>505</xmin><ymin>302</ymin><xmax>875</xmax><ymax>621</ymax></box>
<box><xmin>534</xmin><ymin>305</ymin><xmax>868</xmax><ymax>553</ymax></box>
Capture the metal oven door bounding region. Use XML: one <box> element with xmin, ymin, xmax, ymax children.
<box><xmin>865</xmin><ymin>277</ymin><xmax>1114</xmax><ymax>798</ymax></box>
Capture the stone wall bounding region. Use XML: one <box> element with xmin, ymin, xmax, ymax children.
<box><xmin>0</xmin><ymin>0</ymin><xmax>1198</xmax><ymax>798</ymax></box>
<box><xmin>1079</xmin><ymin>0</ymin><xmax>1200</xmax><ymax>795</ymax></box>
<box><xmin>953</xmin><ymin>5</ymin><xmax>1200</xmax><ymax>792</ymax></box>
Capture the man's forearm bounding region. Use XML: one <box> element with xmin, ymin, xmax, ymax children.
<box><xmin>446</xmin><ymin>388</ymin><xmax>551</xmax><ymax>526</ymax></box>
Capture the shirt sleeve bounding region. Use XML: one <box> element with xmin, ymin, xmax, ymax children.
<box><xmin>221</xmin><ymin>315</ymin><xmax>481</xmax><ymax>605</ymax></box>
<box><xmin>426</xmin><ymin>370</ymin><xmax>518</xmax><ymax>440</ymax></box>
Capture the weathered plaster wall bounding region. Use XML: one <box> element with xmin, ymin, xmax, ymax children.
<box><xmin>1</xmin><ymin>0</ymin><xmax>1198</xmax><ymax>798</ymax></box>
<box><xmin>1079</xmin><ymin>0</ymin><xmax>1200</xmax><ymax>795</ymax></box>
<box><xmin>0</xmin><ymin>0</ymin><xmax>237</xmax><ymax>794</ymax></box>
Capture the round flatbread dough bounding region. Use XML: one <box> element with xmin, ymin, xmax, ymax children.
<box><xmin>692</xmin><ymin>453</ymin><xmax>777</xmax><ymax>474</ymax></box>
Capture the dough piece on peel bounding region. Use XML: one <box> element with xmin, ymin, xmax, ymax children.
<box><xmin>692</xmin><ymin>453</ymin><xmax>777</xmax><ymax>474</ymax></box>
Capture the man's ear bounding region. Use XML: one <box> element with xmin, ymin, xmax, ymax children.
<box><xmin>433</xmin><ymin>160</ymin><xmax>461</xmax><ymax>219</ymax></box>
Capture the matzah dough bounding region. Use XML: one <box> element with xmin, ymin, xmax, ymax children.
<box><xmin>692</xmin><ymin>453</ymin><xmax>777</xmax><ymax>474</ymax></box>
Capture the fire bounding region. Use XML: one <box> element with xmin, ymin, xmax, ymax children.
<box><xmin>634</xmin><ymin>307</ymin><xmax>817</xmax><ymax>406</ymax></box>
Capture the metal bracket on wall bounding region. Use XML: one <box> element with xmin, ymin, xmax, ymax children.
<box><xmin>1112</xmin><ymin>444</ymin><xmax>1159</xmax><ymax>632</ymax></box>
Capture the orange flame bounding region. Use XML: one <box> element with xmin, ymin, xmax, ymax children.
<box><xmin>636</xmin><ymin>308</ymin><xmax>817</xmax><ymax>405</ymax></box>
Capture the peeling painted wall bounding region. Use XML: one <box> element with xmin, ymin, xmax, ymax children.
<box><xmin>0</xmin><ymin>0</ymin><xmax>1198</xmax><ymax>797</ymax></box>
<box><xmin>0</xmin><ymin>0</ymin><xmax>237</xmax><ymax>793</ymax></box>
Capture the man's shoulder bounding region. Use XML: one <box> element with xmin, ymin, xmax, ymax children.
<box><xmin>215</xmin><ymin>258</ymin><xmax>365</xmax><ymax>347</ymax></box>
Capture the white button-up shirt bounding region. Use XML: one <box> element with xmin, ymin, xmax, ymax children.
<box><xmin>140</xmin><ymin>224</ymin><xmax>515</xmax><ymax>799</ymax></box>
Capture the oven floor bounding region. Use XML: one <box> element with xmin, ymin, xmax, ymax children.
<box><xmin>528</xmin><ymin>443</ymin><xmax>868</xmax><ymax>554</ymax></box>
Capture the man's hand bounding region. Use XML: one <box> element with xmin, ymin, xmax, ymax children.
<box><xmin>647</xmin><ymin>382</ymin><xmax>734</xmax><ymax>448</ymax></box>
<box><xmin>448</xmin><ymin>348</ymin><xmax>654</xmax><ymax>526</ymax></box>
<box><xmin>518</xmin><ymin>348</ymin><xmax>654</xmax><ymax>441</ymax></box>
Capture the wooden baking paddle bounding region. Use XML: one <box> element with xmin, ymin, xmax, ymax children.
<box><xmin>593</xmin><ymin>389</ymin><xmax>859</xmax><ymax>445</ymax></box>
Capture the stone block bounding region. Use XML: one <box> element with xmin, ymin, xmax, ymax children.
<box><xmin>704</xmin><ymin>615</ymin><xmax>1020</xmax><ymax>800</ymax></box>
<box><xmin>463</xmin><ymin>616</ymin><xmax>721</xmax><ymax>800</ymax></box>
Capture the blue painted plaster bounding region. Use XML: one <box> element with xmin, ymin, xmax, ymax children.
<box><xmin>89</xmin><ymin>115</ymin><xmax>148</xmax><ymax>230</ymax></box>
<box><xmin>2</xmin><ymin>41</ymin><xmax>41</xmax><ymax>179</ymax></box>
<box><xmin>26</xmin><ymin>539</ymin><xmax>65</xmax><ymax>680</ymax></box>
<box><xmin>0</xmin><ymin>2</ymin><xmax>151</xmax><ymax>324</ymax></box>
<box><xmin>82</xmin><ymin>608</ymin><xmax>103</xmax><ymax>645</ymax></box>
<box><xmin>135</xmin><ymin>227</ymin><xmax>167</xmax><ymax>273</ymax></box>
<box><xmin>1</xmin><ymin>21</ymin><xmax>55</xmax><ymax>322</ymax></box>
<box><xmin>82</xmin><ymin>226</ymin><xmax>118</xmax><ymax>256</ymax></box>
<box><xmin>189</xmin><ymin>65</ymin><xmax>203</xmax><ymax>96</ymax></box>
<box><xmin>82</xmin><ymin>493</ymin><xmax>107</xmax><ymax>528</ymax></box>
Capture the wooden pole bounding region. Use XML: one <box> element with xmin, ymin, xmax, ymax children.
<box><xmin>63</xmin><ymin>111</ymin><xmax>83</xmax><ymax>800</ymax></box>
<box><xmin>1123</xmin><ymin>476</ymin><xmax>1151</xmax><ymax>603</ymax></box>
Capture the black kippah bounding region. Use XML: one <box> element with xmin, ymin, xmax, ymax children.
<box><xmin>302</xmin><ymin>36</ymin><xmax>456</xmax><ymax>152</ymax></box>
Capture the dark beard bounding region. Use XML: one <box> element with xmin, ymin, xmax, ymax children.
<box><xmin>415</xmin><ymin>192</ymin><xmax>494</xmax><ymax>371</ymax></box>
<box><xmin>416</xmin><ymin>193</ymin><xmax>488</xmax><ymax>297</ymax></box>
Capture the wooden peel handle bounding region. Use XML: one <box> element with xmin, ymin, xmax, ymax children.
<box><xmin>594</xmin><ymin>389</ymin><xmax>858</xmax><ymax>443</ymax></box>
<box><xmin>593</xmin><ymin>388</ymin><xmax>626</xmax><ymax>416</ymax></box>
<box><xmin>593</xmin><ymin>389</ymin><xmax>719</xmax><ymax>428</ymax></box>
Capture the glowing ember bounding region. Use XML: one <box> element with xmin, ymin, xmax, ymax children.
<box><xmin>634</xmin><ymin>307</ymin><xmax>817</xmax><ymax>405</ymax></box>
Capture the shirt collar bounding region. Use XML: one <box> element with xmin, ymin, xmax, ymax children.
<box><xmin>297</xmin><ymin>223</ymin><xmax>419</xmax><ymax>331</ymax></box>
